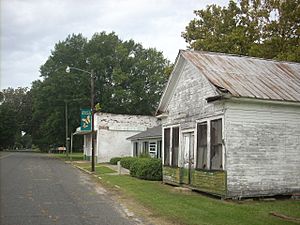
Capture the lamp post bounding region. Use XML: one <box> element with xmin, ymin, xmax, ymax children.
<box><xmin>66</xmin><ymin>66</ymin><xmax>96</xmax><ymax>172</ymax></box>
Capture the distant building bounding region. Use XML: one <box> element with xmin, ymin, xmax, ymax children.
<box><xmin>127</xmin><ymin>125</ymin><xmax>162</xmax><ymax>158</ymax></box>
<box><xmin>75</xmin><ymin>112</ymin><xmax>158</xmax><ymax>163</ymax></box>
<box><xmin>157</xmin><ymin>50</ymin><xmax>300</xmax><ymax>198</ymax></box>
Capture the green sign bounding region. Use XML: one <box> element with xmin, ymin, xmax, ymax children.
<box><xmin>81</xmin><ymin>109</ymin><xmax>92</xmax><ymax>131</ymax></box>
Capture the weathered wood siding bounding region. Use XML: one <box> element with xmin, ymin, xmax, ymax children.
<box><xmin>162</xmin><ymin>58</ymin><xmax>226</xmax><ymax>196</ymax></box>
<box><xmin>225</xmin><ymin>100</ymin><xmax>300</xmax><ymax>197</ymax></box>
<box><xmin>163</xmin><ymin>166</ymin><xmax>181</xmax><ymax>185</ymax></box>
<box><xmin>162</xmin><ymin>58</ymin><xmax>223</xmax><ymax>129</ymax></box>
<box><xmin>191</xmin><ymin>170</ymin><xmax>226</xmax><ymax>196</ymax></box>
<box><xmin>163</xmin><ymin>166</ymin><xmax>226</xmax><ymax>195</ymax></box>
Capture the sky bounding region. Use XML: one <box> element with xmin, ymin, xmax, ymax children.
<box><xmin>1</xmin><ymin>0</ymin><xmax>227</xmax><ymax>89</ymax></box>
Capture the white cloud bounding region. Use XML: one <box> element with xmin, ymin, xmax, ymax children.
<box><xmin>0</xmin><ymin>0</ymin><xmax>228</xmax><ymax>89</ymax></box>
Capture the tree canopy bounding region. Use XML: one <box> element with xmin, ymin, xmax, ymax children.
<box><xmin>182</xmin><ymin>0</ymin><xmax>300</xmax><ymax>62</ymax></box>
<box><xmin>0</xmin><ymin>87</ymin><xmax>32</xmax><ymax>149</ymax></box>
<box><xmin>31</xmin><ymin>32</ymin><xmax>170</xmax><ymax>150</ymax></box>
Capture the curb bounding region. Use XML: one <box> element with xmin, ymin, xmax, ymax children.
<box><xmin>73</xmin><ymin>164</ymin><xmax>93</xmax><ymax>175</ymax></box>
<box><xmin>72</xmin><ymin>164</ymin><xmax>104</xmax><ymax>180</ymax></box>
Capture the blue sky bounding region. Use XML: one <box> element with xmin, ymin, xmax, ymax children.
<box><xmin>1</xmin><ymin>0</ymin><xmax>227</xmax><ymax>89</ymax></box>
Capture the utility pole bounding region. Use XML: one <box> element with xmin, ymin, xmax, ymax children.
<box><xmin>65</xmin><ymin>101</ymin><xmax>69</xmax><ymax>159</ymax></box>
<box><xmin>70</xmin><ymin>132</ymin><xmax>73</xmax><ymax>161</ymax></box>
<box><xmin>91</xmin><ymin>69</ymin><xmax>95</xmax><ymax>172</ymax></box>
<box><xmin>66</xmin><ymin>65</ymin><xmax>96</xmax><ymax>172</ymax></box>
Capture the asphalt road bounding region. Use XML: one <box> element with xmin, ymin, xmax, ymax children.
<box><xmin>0</xmin><ymin>152</ymin><xmax>138</xmax><ymax>225</ymax></box>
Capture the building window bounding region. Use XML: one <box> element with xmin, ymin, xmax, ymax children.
<box><xmin>143</xmin><ymin>141</ymin><xmax>149</xmax><ymax>154</ymax></box>
<box><xmin>171</xmin><ymin>127</ymin><xmax>179</xmax><ymax>167</ymax></box>
<box><xmin>210</xmin><ymin>119</ymin><xmax>223</xmax><ymax>170</ymax></box>
<box><xmin>157</xmin><ymin>140</ymin><xmax>162</xmax><ymax>159</ymax></box>
<box><xmin>149</xmin><ymin>142</ymin><xmax>157</xmax><ymax>157</ymax></box>
<box><xmin>196</xmin><ymin>118</ymin><xmax>223</xmax><ymax>171</ymax></box>
<box><xmin>196</xmin><ymin>122</ymin><xmax>207</xmax><ymax>169</ymax></box>
<box><xmin>164</xmin><ymin>128</ymin><xmax>170</xmax><ymax>165</ymax></box>
<box><xmin>133</xmin><ymin>142</ymin><xmax>139</xmax><ymax>157</ymax></box>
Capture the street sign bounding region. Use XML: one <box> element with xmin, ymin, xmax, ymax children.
<box><xmin>80</xmin><ymin>109</ymin><xmax>92</xmax><ymax>131</ymax></box>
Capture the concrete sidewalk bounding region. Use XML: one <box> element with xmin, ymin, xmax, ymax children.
<box><xmin>70</xmin><ymin>160</ymin><xmax>130</xmax><ymax>175</ymax></box>
<box><xmin>103</xmin><ymin>163</ymin><xmax>130</xmax><ymax>175</ymax></box>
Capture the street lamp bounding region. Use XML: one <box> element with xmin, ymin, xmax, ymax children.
<box><xmin>66</xmin><ymin>66</ymin><xmax>96</xmax><ymax>172</ymax></box>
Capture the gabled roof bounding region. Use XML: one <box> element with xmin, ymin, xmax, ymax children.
<box><xmin>182</xmin><ymin>50</ymin><xmax>300</xmax><ymax>101</ymax></box>
<box><xmin>156</xmin><ymin>50</ymin><xmax>300</xmax><ymax>115</ymax></box>
<box><xmin>127</xmin><ymin>125</ymin><xmax>162</xmax><ymax>141</ymax></box>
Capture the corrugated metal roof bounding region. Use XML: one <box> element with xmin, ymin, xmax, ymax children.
<box><xmin>181</xmin><ymin>50</ymin><xmax>300</xmax><ymax>102</ymax></box>
<box><xmin>127</xmin><ymin>125</ymin><xmax>162</xmax><ymax>140</ymax></box>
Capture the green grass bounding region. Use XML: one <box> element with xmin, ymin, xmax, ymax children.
<box><xmin>102</xmin><ymin>172</ymin><xmax>300</xmax><ymax>225</ymax></box>
<box><xmin>72</xmin><ymin>163</ymin><xmax>300</xmax><ymax>225</ymax></box>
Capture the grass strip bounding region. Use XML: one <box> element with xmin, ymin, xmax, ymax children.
<box><xmin>75</xmin><ymin>162</ymin><xmax>300</xmax><ymax>225</ymax></box>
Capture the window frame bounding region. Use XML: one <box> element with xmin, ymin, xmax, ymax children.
<box><xmin>162</xmin><ymin>125</ymin><xmax>180</xmax><ymax>167</ymax></box>
<box><xmin>196</xmin><ymin>122</ymin><xmax>208</xmax><ymax>169</ymax></box>
<box><xmin>163</xmin><ymin>127</ymin><xmax>171</xmax><ymax>166</ymax></box>
<box><xmin>171</xmin><ymin>126</ymin><xmax>180</xmax><ymax>167</ymax></box>
<box><xmin>195</xmin><ymin>115</ymin><xmax>224</xmax><ymax>171</ymax></box>
<box><xmin>149</xmin><ymin>141</ymin><xmax>157</xmax><ymax>157</ymax></box>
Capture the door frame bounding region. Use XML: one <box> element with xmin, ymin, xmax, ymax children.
<box><xmin>181</xmin><ymin>129</ymin><xmax>195</xmax><ymax>184</ymax></box>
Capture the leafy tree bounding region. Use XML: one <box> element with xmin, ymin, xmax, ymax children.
<box><xmin>31</xmin><ymin>32</ymin><xmax>170</xmax><ymax>150</ymax></box>
<box><xmin>0</xmin><ymin>103</ymin><xmax>17</xmax><ymax>149</ymax></box>
<box><xmin>0</xmin><ymin>87</ymin><xmax>31</xmax><ymax>149</ymax></box>
<box><xmin>182</xmin><ymin>0</ymin><xmax>300</xmax><ymax>62</ymax></box>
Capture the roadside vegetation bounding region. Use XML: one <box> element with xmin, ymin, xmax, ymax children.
<box><xmin>111</xmin><ymin>156</ymin><xmax>162</xmax><ymax>181</ymax></box>
<box><xmin>70</xmin><ymin>160</ymin><xmax>300</xmax><ymax>225</ymax></box>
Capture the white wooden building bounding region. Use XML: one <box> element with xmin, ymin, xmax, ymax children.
<box><xmin>156</xmin><ymin>50</ymin><xmax>300</xmax><ymax>198</ymax></box>
<box><xmin>127</xmin><ymin>125</ymin><xmax>162</xmax><ymax>158</ymax></box>
<box><xmin>76</xmin><ymin>112</ymin><xmax>158</xmax><ymax>163</ymax></box>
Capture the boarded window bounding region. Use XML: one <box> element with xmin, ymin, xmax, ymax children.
<box><xmin>210</xmin><ymin>119</ymin><xmax>223</xmax><ymax>170</ymax></box>
<box><xmin>196</xmin><ymin>122</ymin><xmax>207</xmax><ymax>169</ymax></box>
<box><xmin>164</xmin><ymin>128</ymin><xmax>170</xmax><ymax>165</ymax></box>
<box><xmin>171</xmin><ymin>127</ymin><xmax>179</xmax><ymax>167</ymax></box>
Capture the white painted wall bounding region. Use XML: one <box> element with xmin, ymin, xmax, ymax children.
<box><xmin>160</xmin><ymin>56</ymin><xmax>300</xmax><ymax>197</ymax></box>
<box><xmin>162</xmin><ymin>58</ymin><xmax>224</xmax><ymax>129</ymax></box>
<box><xmin>83</xmin><ymin>134</ymin><xmax>92</xmax><ymax>157</ymax></box>
<box><xmin>161</xmin><ymin>58</ymin><xmax>223</xmax><ymax>167</ymax></box>
<box><xmin>225</xmin><ymin>100</ymin><xmax>300</xmax><ymax>197</ymax></box>
<box><xmin>94</xmin><ymin>113</ymin><xmax>159</xmax><ymax>163</ymax></box>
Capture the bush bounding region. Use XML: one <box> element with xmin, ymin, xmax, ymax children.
<box><xmin>138</xmin><ymin>153</ymin><xmax>151</xmax><ymax>158</ymax></box>
<box><xmin>130</xmin><ymin>158</ymin><xmax>162</xmax><ymax>181</ymax></box>
<box><xmin>120</xmin><ymin>157</ymin><xmax>138</xmax><ymax>170</ymax></box>
<box><xmin>110</xmin><ymin>157</ymin><xmax>122</xmax><ymax>165</ymax></box>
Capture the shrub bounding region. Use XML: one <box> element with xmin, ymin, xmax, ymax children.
<box><xmin>138</xmin><ymin>153</ymin><xmax>151</xmax><ymax>158</ymax></box>
<box><xmin>120</xmin><ymin>157</ymin><xmax>138</xmax><ymax>170</ymax></box>
<box><xmin>109</xmin><ymin>157</ymin><xmax>122</xmax><ymax>165</ymax></box>
<box><xmin>130</xmin><ymin>158</ymin><xmax>162</xmax><ymax>181</ymax></box>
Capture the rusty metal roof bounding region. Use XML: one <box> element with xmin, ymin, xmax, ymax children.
<box><xmin>181</xmin><ymin>50</ymin><xmax>300</xmax><ymax>102</ymax></box>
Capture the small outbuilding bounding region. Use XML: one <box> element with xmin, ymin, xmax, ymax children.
<box><xmin>156</xmin><ymin>50</ymin><xmax>300</xmax><ymax>198</ymax></box>
<box><xmin>127</xmin><ymin>125</ymin><xmax>162</xmax><ymax>158</ymax></box>
<box><xmin>79</xmin><ymin>112</ymin><xmax>158</xmax><ymax>162</ymax></box>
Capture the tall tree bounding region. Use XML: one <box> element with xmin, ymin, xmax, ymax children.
<box><xmin>0</xmin><ymin>87</ymin><xmax>32</xmax><ymax>149</ymax></box>
<box><xmin>31</xmin><ymin>32</ymin><xmax>170</xmax><ymax>150</ymax></box>
<box><xmin>182</xmin><ymin>0</ymin><xmax>300</xmax><ymax>62</ymax></box>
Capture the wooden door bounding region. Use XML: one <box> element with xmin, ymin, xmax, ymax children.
<box><xmin>182</xmin><ymin>132</ymin><xmax>194</xmax><ymax>184</ymax></box>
